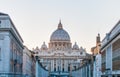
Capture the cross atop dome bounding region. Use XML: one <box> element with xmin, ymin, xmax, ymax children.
<box><xmin>58</xmin><ymin>20</ymin><xmax>63</xmax><ymax>29</ymax></box>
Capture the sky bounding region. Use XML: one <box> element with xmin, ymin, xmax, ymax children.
<box><xmin>0</xmin><ymin>0</ymin><xmax>120</xmax><ymax>53</ymax></box>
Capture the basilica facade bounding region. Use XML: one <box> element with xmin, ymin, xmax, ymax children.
<box><xmin>34</xmin><ymin>21</ymin><xmax>88</xmax><ymax>74</ymax></box>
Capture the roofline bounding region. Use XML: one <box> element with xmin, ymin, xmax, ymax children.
<box><xmin>102</xmin><ymin>20</ymin><xmax>120</xmax><ymax>42</ymax></box>
<box><xmin>0</xmin><ymin>12</ymin><xmax>8</xmax><ymax>16</ymax></box>
<box><xmin>109</xmin><ymin>20</ymin><xmax>120</xmax><ymax>34</ymax></box>
<box><xmin>101</xmin><ymin>31</ymin><xmax>120</xmax><ymax>50</ymax></box>
<box><xmin>0</xmin><ymin>12</ymin><xmax>24</xmax><ymax>42</ymax></box>
<box><xmin>8</xmin><ymin>14</ymin><xmax>24</xmax><ymax>42</ymax></box>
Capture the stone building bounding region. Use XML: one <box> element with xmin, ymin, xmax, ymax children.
<box><xmin>101</xmin><ymin>20</ymin><xmax>120</xmax><ymax>77</ymax></box>
<box><xmin>34</xmin><ymin>21</ymin><xmax>89</xmax><ymax>77</ymax></box>
<box><xmin>23</xmin><ymin>46</ymin><xmax>36</xmax><ymax>77</ymax></box>
<box><xmin>91</xmin><ymin>34</ymin><xmax>101</xmax><ymax>77</ymax></box>
<box><xmin>0</xmin><ymin>12</ymin><xmax>24</xmax><ymax>76</ymax></box>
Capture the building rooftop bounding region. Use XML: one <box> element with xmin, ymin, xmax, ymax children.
<box><xmin>0</xmin><ymin>12</ymin><xmax>8</xmax><ymax>16</ymax></box>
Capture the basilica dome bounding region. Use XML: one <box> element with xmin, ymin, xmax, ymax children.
<box><xmin>50</xmin><ymin>21</ymin><xmax>70</xmax><ymax>41</ymax></box>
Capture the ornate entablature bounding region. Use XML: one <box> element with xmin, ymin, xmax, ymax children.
<box><xmin>34</xmin><ymin>21</ymin><xmax>88</xmax><ymax>71</ymax></box>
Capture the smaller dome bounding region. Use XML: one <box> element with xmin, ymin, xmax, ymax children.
<box><xmin>34</xmin><ymin>46</ymin><xmax>39</xmax><ymax>54</ymax></box>
<box><xmin>73</xmin><ymin>42</ymin><xmax>79</xmax><ymax>50</ymax></box>
<box><xmin>41</xmin><ymin>42</ymin><xmax>48</xmax><ymax>50</ymax></box>
<box><xmin>35</xmin><ymin>46</ymin><xmax>39</xmax><ymax>50</ymax></box>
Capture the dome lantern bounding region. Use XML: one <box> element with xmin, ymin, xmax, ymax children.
<box><xmin>58</xmin><ymin>20</ymin><xmax>63</xmax><ymax>29</ymax></box>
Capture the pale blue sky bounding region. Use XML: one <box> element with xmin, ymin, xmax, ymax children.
<box><xmin>0</xmin><ymin>0</ymin><xmax>120</xmax><ymax>53</ymax></box>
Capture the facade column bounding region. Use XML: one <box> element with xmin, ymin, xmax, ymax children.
<box><xmin>106</xmin><ymin>45</ymin><xmax>112</xmax><ymax>77</ymax></box>
<box><xmin>80</xmin><ymin>67</ymin><xmax>82</xmax><ymax>77</ymax></box>
<box><xmin>48</xmin><ymin>62</ymin><xmax>51</xmax><ymax>77</ymax></box>
<box><xmin>82</xmin><ymin>67</ymin><xmax>84</xmax><ymax>77</ymax></box>
<box><xmin>82</xmin><ymin>66</ymin><xmax>84</xmax><ymax>77</ymax></box>
<box><xmin>93</xmin><ymin>61</ymin><xmax>96</xmax><ymax>77</ymax></box>
<box><xmin>53</xmin><ymin>60</ymin><xmax>54</xmax><ymax>71</ymax></box>
<box><xmin>84</xmin><ymin>66</ymin><xmax>86</xmax><ymax>77</ymax></box>
<box><xmin>115</xmin><ymin>75</ymin><xmax>117</xmax><ymax>77</ymax></box>
<box><xmin>50</xmin><ymin>60</ymin><xmax>52</xmax><ymax>72</ymax></box>
<box><xmin>85</xmin><ymin>66</ymin><xmax>86</xmax><ymax>77</ymax></box>
<box><xmin>3</xmin><ymin>36</ymin><xmax>11</xmax><ymax>73</ymax></box>
<box><xmin>70</xmin><ymin>64</ymin><xmax>72</xmax><ymax>77</ymax></box>
<box><xmin>85</xmin><ymin>65</ymin><xmax>87</xmax><ymax>77</ymax></box>
<box><xmin>65</xmin><ymin>60</ymin><xmax>68</xmax><ymax>71</ymax></box>
<box><xmin>80</xmin><ymin>68</ymin><xmax>82</xmax><ymax>77</ymax></box>
<box><xmin>89</xmin><ymin>64</ymin><xmax>91</xmax><ymax>77</ymax></box>
<box><xmin>56</xmin><ymin>60</ymin><xmax>58</xmax><ymax>71</ymax></box>
<box><xmin>61</xmin><ymin>59</ymin><xmax>62</xmax><ymax>71</ymax></box>
<box><xmin>35</xmin><ymin>56</ymin><xmax>39</xmax><ymax>77</ymax></box>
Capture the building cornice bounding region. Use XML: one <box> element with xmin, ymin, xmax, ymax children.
<box><xmin>101</xmin><ymin>31</ymin><xmax>120</xmax><ymax>51</ymax></box>
<box><xmin>0</xmin><ymin>28</ymin><xmax>24</xmax><ymax>49</ymax></box>
<box><xmin>9</xmin><ymin>17</ymin><xmax>24</xmax><ymax>43</ymax></box>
